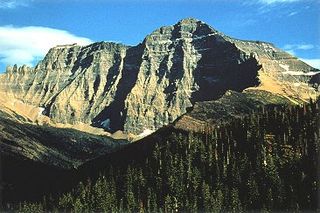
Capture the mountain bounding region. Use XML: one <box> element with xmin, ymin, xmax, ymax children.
<box><xmin>1</xmin><ymin>18</ymin><xmax>319</xmax><ymax>211</ymax></box>
<box><xmin>0</xmin><ymin>18</ymin><xmax>319</xmax><ymax>137</ymax></box>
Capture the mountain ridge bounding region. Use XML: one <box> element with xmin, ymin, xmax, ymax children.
<box><xmin>0</xmin><ymin>17</ymin><xmax>319</xmax><ymax>137</ymax></box>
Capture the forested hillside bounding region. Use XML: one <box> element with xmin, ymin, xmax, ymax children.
<box><xmin>10</xmin><ymin>99</ymin><xmax>320</xmax><ymax>212</ymax></box>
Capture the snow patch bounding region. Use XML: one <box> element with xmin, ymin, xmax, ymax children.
<box><xmin>279</xmin><ymin>64</ymin><xmax>289</xmax><ymax>72</ymax></box>
<box><xmin>101</xmin><ymin>119</ymin><xmax>110</xmax><ymax>129</ymax></box>
<box><xmin>293</xmin><ymin>83</ymin><xmax>301</xmax><ymax>87</ymax></box>
<box><xmin>204</xmin><ymin>76</ymin><xmax>219</xmax><ymax>83</ymax></box>
<box><xmin>38</xmin><ymin>107</ymin><xmax>45</xmax><ymax>116</ymax></box>
<box><xmin>279</xmin><ymin>62</ymin><xmax>320</xmax><ymax>76</ymax></box>
<box><xmin>196</xmin><ymin>48</ymin><xmax>212</xmax><ymax>52</ymax></box>
<box><xmin>282</xmin><ymin>71</ymin><xmax>320</xmax><ymax>76</ymax></box>
<box><xmin>193</xmin><ymin>33</ymin><xmax>221</xmax><ymax>41</ymax></box>
<box><xmin>138</xmin><ymin>129</ymin><xmax>155</xmax><ymax>138</ymax></box>
<box><xmin>193</xmin><ymin>34</ymin><xmax>212</xmax><ymax>40</ymax></box>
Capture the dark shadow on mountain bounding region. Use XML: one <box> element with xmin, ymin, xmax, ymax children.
<box><xmin>92</xmin><ymin>44</ymin><xmax>144</xmax><ymax>133</ymax></box>
<box><xmin>309</xmin><ymin>72</ymin><xmax>320</xmax><ymax>90</ymax></box>
<box><xmin>191</xmin><ymin>37</ymin><xmax>261</xmax><ymax>102</ymax></box>
<box><xmin>164</xmin><ymin>42</ymin><xmax>184</xmax><ymax>104</ymax></box>
<box><xmin>156</xmin><ymin>55</ymin><xmax>169</xmax><ymax>84</ymax></box>
<box><xmin>191</xmin><ymin>20</ymin><xmax>214</xmax><ymax>37</ymax></box>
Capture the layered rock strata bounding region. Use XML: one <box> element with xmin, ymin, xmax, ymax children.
<box><xmin>0</xmin><ymin>18</ymin><xmax>318</xmax><ymax>135</ymax></box>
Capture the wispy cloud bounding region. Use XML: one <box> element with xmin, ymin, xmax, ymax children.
<box><xmin>282</xmin><ymin>44</ymin><xmax>319</xmax><ymax>69</ymax></box>
<box><xmin>283</xmin><ymin>44</ymin><xmax>315</xmax><ymax>51</ymax></box>
<box><xmin>0</xmin><ymin>0</ymin><xmax>33</xmax><ymax>9</ymax></box>
<box><xmin>283</xmin><ymin>43</ymin><xmax>316</xmax><ymax>55</ymax></box>
<box><xmin>300</xmin><ymin>58</ymin><xmax>320</xmax><ymax>69</ymax></box>
<box><xmin>243</xmin><ymin>0</ymin><xmax>307</xmax><ymax>18</ymax></box>
<box><xmin>258</xmin><ymin>0</ymin><xmax>301</xmax><ymax>4</ymax></box>
<box><xmin>288</xmin><ymin>11</ymin><xmax>298</xmax><ymax>16</ymax></box>
<box><xmin>0</xmin><ymin>26</ymin><xmax>92</xmax><ymax>68</ymax></box>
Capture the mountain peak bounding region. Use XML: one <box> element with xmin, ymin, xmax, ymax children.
<box><xmin>178</xmin><ymin>17</ymin><xmax>201</xmax><ymax>24</ymax></box>
<box><xmin>176</xmin><ymin>17</ymin><xmax>218</xmax><ymax>33</ymax></box>
<box><xmin>172</xmin><ymin>18</ymin><xmax>221</xmax><ymax>40</ymax></box>
<box><xmin>145</xmin><ymin>17</ymin><xmax>217</xmax><ymax>43</ymax></box>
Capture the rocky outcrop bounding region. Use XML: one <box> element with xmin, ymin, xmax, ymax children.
<box><xmin>0</xmin><ymin>18</ymin><xmax>319</xmax><ymax>135</ymax></box>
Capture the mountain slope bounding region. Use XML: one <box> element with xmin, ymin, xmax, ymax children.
<box><xmin>0</xmin><ymin>109</ymin><xmax>127</xmax><ymax>205</ymax></box>
<box><xmin>0</xmin><ymin>18</ymin><xmax>319</xmax><ymax>136</ymax></box>
<box><xmin>174</xmin><ymin>90</ymin><xmax>292</xmax><ymax>132</ymax></box>
<box><xmin>0</xmin><ymin>110</ymin><xmax>127</xmax><ymax>169</ymax></box>
<box><xmin>9</xmin><ymin>98</ymin><xmax>319</xmax><ymax>211</ymax></box>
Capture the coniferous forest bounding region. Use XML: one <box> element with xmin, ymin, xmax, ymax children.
<box><xmin>8</xmin><ymin>99</ymin><xmax>320</xmax><ymax>212</ymax></box>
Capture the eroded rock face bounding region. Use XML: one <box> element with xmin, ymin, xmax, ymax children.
<box><xmin>0</xmin><ymin>18</ymin><xmax>319</xmax><ymax>135</ymax></box>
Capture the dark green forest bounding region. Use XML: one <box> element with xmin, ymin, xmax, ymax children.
<box><xmin>11</xmin><ymin>99</ymin><xmax>320</xmax><ymax>212</ymax></box>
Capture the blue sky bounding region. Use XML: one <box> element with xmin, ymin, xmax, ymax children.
<box><xmin>0</xmin><ymin>0</ymin><xmax>319</xmax><ymax>72</ymax></box>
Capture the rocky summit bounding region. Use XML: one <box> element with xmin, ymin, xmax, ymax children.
<box><xmin>0</xmin><ymin>18</ymin><xmax>319</xmax><ymax>136</ymax></box>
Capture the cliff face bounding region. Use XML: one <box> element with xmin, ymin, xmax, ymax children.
<box><xmin>123</xmin><ymin>19</ymin><xmax>262</xmax><ymax>134</ymax></box>
<box><xmin>0</xmin><ymin>18</ymin><xmax>319</xmax><ymax>135</ymax></box>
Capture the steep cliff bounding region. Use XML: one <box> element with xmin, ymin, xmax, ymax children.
<box><xmin>0</xmin><ymin>18</ymin><xmax>319</xmax><ymax>135</ymax></box>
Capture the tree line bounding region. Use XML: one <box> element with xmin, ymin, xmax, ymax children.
<box><xmin>14</xmin><ymin>98</ymin><xmax>320</xmax><ymax>212</ymax></box>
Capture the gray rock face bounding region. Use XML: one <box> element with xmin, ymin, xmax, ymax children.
<box><xmin>0</xmin><ymin>18</ymin><xmax>319</xmax><ymax>135</ymax></box>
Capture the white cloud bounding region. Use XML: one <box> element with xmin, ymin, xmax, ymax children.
<box><xmin>282</xmin><ymin>45</ymin><xmax>319</xmax><ymax>69</ymax></box>
<box><xmin>0</xmin><ymin>25</ymin><xmax>92</xmax><ymax>67</ymax></box>
<box><xmin>283</xmin><ymin>44</ymin><xmax>314</xmax><ymax>50</ymax></box>
<box><xmin>288</xmin><ymin>11</ymin><xmax>298</xmax><ymax>16</ymax></box>
<box><xmin>283</xmin><ymin>44</ymin><xmax>315</xmax><ymax>57</ymax></box>
<box><xmin>300</xmin><ymin>58</ymin><xmax>320</xmax><ymax>69</ymax></box>
<box><xmin>285</xmin><ymin>49</ymin><xmax>296</xmax><ymax>55</ymax></box>
<box><xmin>296</xmin><ymin>44</ymin><xmax>314</xmax><ymax>50</ymax></box>
<box><xmin>258</xmin><ymin>0</ymin><xmax>301</xmax><ymax>4</ymax></box>
<box><xmin>0</xmin><ymin>0</ymin><xmax>32</xmax><ymax>9</ymax></box>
